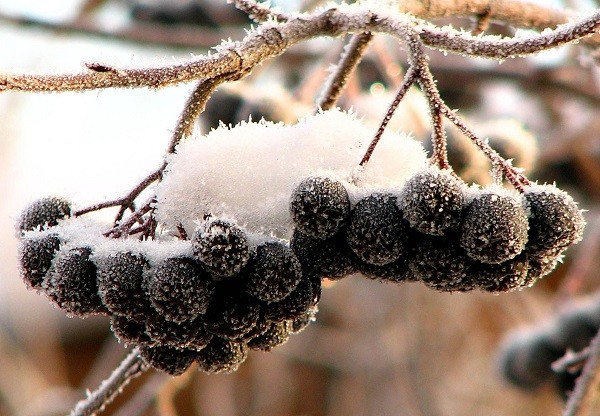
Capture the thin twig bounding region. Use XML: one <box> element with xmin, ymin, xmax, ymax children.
<box><xmin>70</xmin><ymin>348</ymin><xmax>148</xmax><ymax>416</ymax></box>
<box><xmin>2</xmin><ymin>7</ymin><xmax>600</xmax><ymax>93</ymax></box>
<box><xmin>317</xmin><ymin>32</ymin><xmax>374</xmax><ymax>111</ymax></box>
<box><xmin>359</xmin><ymin>65</ymin><xmax>418</xmax><ymax>166</ymax></box>
<box><xmin>563</xmin><ymin>329</ymin><xmax>600</xmax><ymax>416</ymax></box>
<box><xmin>228</xmin><ymin>0</ymin><xmax>289</xmax><ymax>22</ymax></box>
<box><xmin>104</xmin><ymin>198</ymin><xmax>155</xmax><ymax>238</ymax></box>
<box><xmin>553</xmin><ymin>348</ymin><xmax>590</xmax><ymax>374</ymax></box>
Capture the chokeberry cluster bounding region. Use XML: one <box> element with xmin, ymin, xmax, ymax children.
<box><xmin>498</xmin><ymin>295</ymin><xmax>600</xmax><ymax>399</ymax></box>
<box><xmin>289</xmin><ymin>170</ymin><xmax>585</xmax><ymax>292</ymax></box>
<box><xmin>17</xmin><ymin>198</ymin><xmax>320</xmax><ymax>376</ymax></box>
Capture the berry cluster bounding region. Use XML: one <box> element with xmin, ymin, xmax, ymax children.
<box><xmin>289</xmin><ymin>170</ymin><xmax>585</xmax><ymax>292</ymax></box>
<box><xmin>498</xmin><ymin>296</ymin><xmax>600</xmax><ymax>399</ymax></box>
<box><xmin>17</xmin><ymin>198</ymin><xmax>320</xmax><ymax>376</ymax></box>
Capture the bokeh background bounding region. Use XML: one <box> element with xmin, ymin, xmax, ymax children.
<box><xmin>1</xmin><ymin>1</ymin><xmax>599</xmax><ymax>415</ymax></box>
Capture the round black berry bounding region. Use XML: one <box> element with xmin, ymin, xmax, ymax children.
<box><xmin>524</xmin><ymin>185</ymin><xmax>585</xmax><ymax>258</ymax></box>
<box><xmin>18</xmin><ymin>233</ymin><xmax>61</xmax><ymax>290</ymax></box>
<box><xmin>243</xmin><ymin>241</ymin><xmax>302</xmax><ymax>302</ymax></box>
<box><xmin>247</xmin><ymin>321</ymin><xmax>292</xmax><ymax>351</ymax></box>
<box><xmin>146</xmin><ymin>314</ymin><xmax>213</xmax><ymax>350</ymax></box>
<box><xmin>204</xmin><ymin>285</ymin><xmax>261</xmax><ymax>339</ymax></box>
<box><xmin>110</xmin><ymin>315</ymin><xmax>154</xmax><ymax>346</ymax></box>
<box><xmin>139</xmin><ymin>345</ymin><xmax>196</xmax><ymax>376</ymax></box>
<box><xmin>357</xmin><ymin>257</ymin><xmax>413</xmax><ymax>284</ymax></box>
<box><xmin>289</xmin><ymin>176</ymin><xmax>351</xmax><ymax>239</ymax></box>
<box><xmin>290</xmin><ymin>306</ymin><xmax>317</xmax><ymax>334</ymax></box>
<box><xmin>191</xmin><ymin>219</ymin><xmax>250</xmax><ymax>279</ymax></box>
<box><xmin>18</xmin><ymin>196</ymin><xmax>72</xmax><ymax>233</ymax></box>
<box><xmin>346</xmin><ymin>193</ymin><xmax>408</xmax><ymax>266</ymax></box>
<box><xmin>196</xmin><ymin>337</ymin><xmax>248</xmax><ymax>374</ymax></box>
<box><xmin>97</xmin><ymin>251</ymin><xmax>151</xmax><ymax>322</ymax></box>
<box><xmin>399</xmin><ymin>168</ymin><xmax>465</xmax><ymax>236</ymax></box>
<box><xmin>470</xmin><ymin>255</ymin><xmax>530</xmax><ymax>292</ymax></box>
<box><xmin>146</xmin><ymin>257</ymin><xmax>214</xmax><ymax>323</ymax></box>
<box><xmin>264</xmin><ymin>276</ymin><xmax>318</xmax><ymax>323</ymax></box>
<box><xmin>290</xmin><ymin>229</ymin><xmax>357</xmax><ymax>279</ymax></box>
<box><xmin>408</xmin><ymin>235</ymin><xmax>477</xmax><ymax>292</ymax></box>
<box><xmin>460</xmin><ymin>190</ymin><xmax>528</xmax><ymax>264</ymax></box>
<box><xmin>527</xmin><ymin>255</ymin><xmax>561</xmax><ymax>281</ymax></box>
<box><xmin>43</xmin><ymin>246</ymin><xmax>108</xmax><ymax>317</ymax></box>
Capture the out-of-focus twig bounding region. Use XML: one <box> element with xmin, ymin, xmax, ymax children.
<box><xmin>563</xmin><ymin>329</ymin><xmax>600</xmax><ymax>416</ymax></box>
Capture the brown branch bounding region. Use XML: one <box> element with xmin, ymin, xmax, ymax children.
<box><xmin>2</xmin><ymin>7</ymin><xmax>600</xmax><ymax>93</ymax></box>
<box><xmin>563</xmin><ymin>329</ymin><xmax>600</xmax><ymax>416</ymax></box>
<box><xmin>228</xmin><ymin>0</ymin><xmax>289</xmax><ymax>22</ymax></box>
<box><xmin>317</xmin><ymin>32</ymin><xmax>374</xmax><ymax>111</ymax></box>
<box><xmin>553</xmin><ymin>348</ymin><xmax>590</xmax><ymax>374</ymax></box>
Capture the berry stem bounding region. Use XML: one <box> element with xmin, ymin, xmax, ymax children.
<box><xmin>563</xmin><ymin>328</ymin><xmax>600</xmax><ymax>416</ymax></box>
<box><xmin>317</xmin><ymin>32</ymin><xmax>374</xmax><ymax>112</ymax></box>
<box><xmin>104</xmin><ymin>197</ymin><xmax>155</xmax><ymax>238</ymax></box>
<box><xmin>69</xmin><ymin>347</ymin><xmax>148</xmax><ymax>416</ymax></box>
<box><xmin>359</xmin><ymin>65</ymin><xmax>418</xmax><ymax>167</ymax></box>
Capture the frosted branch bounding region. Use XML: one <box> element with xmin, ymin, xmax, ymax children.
<box><xmin>2</xmin><ymin>6</ymin><xmax>600</xmax><ymax>93</ymax></box>
<box><xmin>70</xmin><ymin>348</ymin><xmax>148</xmax><ymax>416</ymax></box>
<box><xmin>563</xmin><ymin>329</ymin><xmax>600</xmax><ymax>416</ymax></box>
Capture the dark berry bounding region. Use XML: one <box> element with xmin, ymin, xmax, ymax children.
<box><xmin>196</xmin><ymin>337</ymin><xmax>248</xmax><ymax>374</ymax></box>
<box><xmin>204</xmin><ymin>286</ymin><xmax>261</xmax><ymax>339</ymax></box>
<box><xmin>139</xmin><ymin>345</ymin><xmax>196</xmax><ymax>376</ymax></box>
<box><xmin>524</xmin><ymin>185</ymin><xmax>585</xmax><ymax>258</ymax></box>
<box><xmin>264</xmin><ymin>276</ymin><xmax>318</xmax><ymax>323</ymax></box>
<box><xmin>247</xmin><ymin>321</ymin><xmax>292</xmax><ymax>351</ymax></box>
<box><xmin>146</xmin><ymin>257</ymin><xmax>214</xmax><ymax>323</ymax></box>
<box><xmin>460</xmin><ymin>190</ymin><xmax>528</xmax><ymax>264</ymax></box>
<box><xmin>18</xmin><ymin>196</ymin><xmax>71</xmax><ymax>233</ymax></box>
<box><xmin>290</xmin><ymin>229</ymin><xmax>357</xmax><ymax>279</ymax></box>
<box><xmin>290</xmin><ymin>307</ymin><xmax>317</xmax><ymax>334</ymax></box>
<box><xmin>399</xmin><ymin>168</ymin><xmax>465</xmax><ymax>236</ymax></box>
<box><xmin>551</xmin><ymin>307</ymin><xmax>600</xmax><ymax>352</ymax></box>
<box><xmin>527</xmin><ymin>255</ymin><xmax>561</xmax><ymax>280</ymax></box>
<box><xmin>97</xmin><ymin>251</ymin><xmax>151</xmax><ymax>322</ymax></box>
<box><xmin>346</xmin><ymin>193</ymin><xmax>408</xmax><ymax>266</ymax></box>
<box><xmin>43</xmin><ymin>246</ymin><xmax>108</xmax><ymax>317</ymax></box>
<box><xmin>408</xmin><ymin>235</ymin><xmax>477</xmax><ymax>292</ymax></box>
<box><xmin>191</xmin><ymin>219</ymin><xmax>250</xmax><ymax>279</ymax></box>
<box><xmin>471</xmin><ymin>255</ymin><xmax>530</xmax><ymax>292</ymax></box>
<box><xmin>110</xmin><ymin>315</ymin><xmax>154</xmax><ymax>346</ymax></box>
<box><xmin>146</xmin><ymin>314</ymin><xmax>213</xmax><ymax>350</ymax></box>
<box><xmin>289</xmin><ymin>176</ymin><xmax>351</xmax><ymax>239</ymax></box>
<box><xmin>18</xmin><ymin>233</ymin><xmax>61</xmax><ymax>290</ymax></box>
<box><xmin>243</xmin><ymin>241</ymin><xmax>302</xmax><ymax>302</ymax></box>
<box><xmin>357</xmin><ymin>257</ymin><xmax>413</xmax><ymax>284</ymax></box>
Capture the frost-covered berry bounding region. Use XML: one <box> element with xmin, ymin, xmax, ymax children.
<box><xmin>18</xmin><ymin>233</ymin><xmax>61</xmax><ymax>290</ymax></box>
<box><xmin>139</xmin><ymin>345</ymin><xmax>197</xmax><ymax>376</ymax></box>
<box><xmin>346</xmin><ymin>193</ymin><xmax>408</xmax><ymax>266</ymax></box>
<box><xmin>497</xmin><ymin>332</ymin><xmax>563</xmax><ymax>390</ymax></box>
<box><xmin>243</xmin><ymin>241</ymin><xmax>302</xmax><ymax>302</ymax></box>
<box><xmin>290</xmin><ymin>229</ymin><xmax>357</xmax><ymax>279</ymax></box>
<box><xmin>460</xmin><ymin>190</ymin><xmax>528</xmax><ymax>264</ymax></box>
<box><xmin>110</xmin><ymin>315</ymin><xmax>154</xmax><ymax>346</ymax></box>
<box><xmin>97</xmin><ymin>251</ymin><xmax>151</xmax><ymax>322</ymax></box>
<box><xmin>191</xmin><ymin>219</ymin><xmax>250</xmax><ymax>279</ymax></box>
<box><xmin>196</xmin><ymin>337</ymin><xmax>248</xmax><ymax>374</ymax></box>
<box><xmin>247</xmin><ymin>321</ymin><xmax>292</xmax><ymax>351</ymax></box>
<box><xmin>357</xmin><ymin>257</ymin><xmax>413</xmax><ymax>284</ymax></box>
<box><xmin>399</xmin><ymin>168</ymin><xmax>465</xmax><ymax>236</ymax></box>
<box><xmin>264</xmin><ymin>276</ymin><xmax>319</xmax><ymax>323</ymax></box>
<box><xmin>146</xmin><ymin>257</ymin><xmax>214</xmax><ymax>323</ymax></box>
<box><xmin>43</xmin><ymin>246</ymin><xmax>108</xmax><ymax>317</ymax></box>
<box><xmin>146</xmin><ymin>314</ymin><xmax>213</xmax><ymax>350</ymax></box>
<box><xmin>524</xmin><ymin>185</ymin><xmax>585</xmax><ymax>258</ymax></box>
<box><xmin>408</xmin><ymin>235</ymin><xmax>476</xmax><ymax>292</ymax></box>
<box><xmin>471</xmin><ymin>255</ymin><xmax>530</xmax><ymax>292</ymax></box>
<box><xmin>18</xmin><ymin>196</ymin><xmax>72</xmax><ymax>233</ymax></box>
<box><xmin>289</xmin><ymin>176</ymin><xmax>351</xmax><ymax>239</ymax></box>
<box><xmin>527</xmin><ymin>255</ymin><xmax>561</xmax><ymax>281</ymax></box>
<box><xmin>204</xmin><ymin>285</ymin><xmax>261</xmax><ymax>339</ymax></box>
<box><xmin>290</xmin><ymin>307</ymin><xmax>317</xmax><ymax>334</ymax></box>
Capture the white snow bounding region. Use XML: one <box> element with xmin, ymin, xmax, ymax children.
<box><xmin>155</xmin><ymin>109</ymin><xmax>429</xmax><ymax>238</ymax></box>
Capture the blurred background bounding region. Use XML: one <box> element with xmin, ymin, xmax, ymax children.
<box><xmin>1</xmin><ymin>0</ymin><xmax>600</xmax><ymax>415</ymax></box>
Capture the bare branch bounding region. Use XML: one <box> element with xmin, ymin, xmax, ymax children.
<box><xmin>70</xmin><ymin>348</ymin><xmax>148</xmax><ymax>416</ymax></box>
<box><xmin>317</xmin><ymin>32</ymin><xmax>374</xmax><ymax>111</ymax></box>
<box><xmin>563</xmin><ymin>329</ymin><xmax>600</xmax><ymax>416</ymax></box>
<box><xmin>2</xmin><ymin>6</ymin><xmax>599</xmax><ymax>93</ymax></box>
<box><xmin>228</xmin><ymin>0</ymin><xmax>289</xmax><ymax>22</ymax></box>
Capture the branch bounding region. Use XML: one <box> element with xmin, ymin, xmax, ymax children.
<box><xmin>70</xmin><ymin>348</ymin><xmax>148</xmax><ymax>416</ymax></box>
<box><xmin>228</xmin><ymin>0</ymin><xmax>289</xmax><ymax>22</ymax></box>
<box><xmin>317</xmin><ymin>32</ymin><xmax>374</xmax><ymax>111</ymax></box>
<box><xmin>2</xmin><ymin>6</ymin><xmax>600</xmax><ymax>93</ymax></box>
<box><xmin>563</xmin><ymin>329</ymin><xmax>600</xmax><ymax>416</ymax></box>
